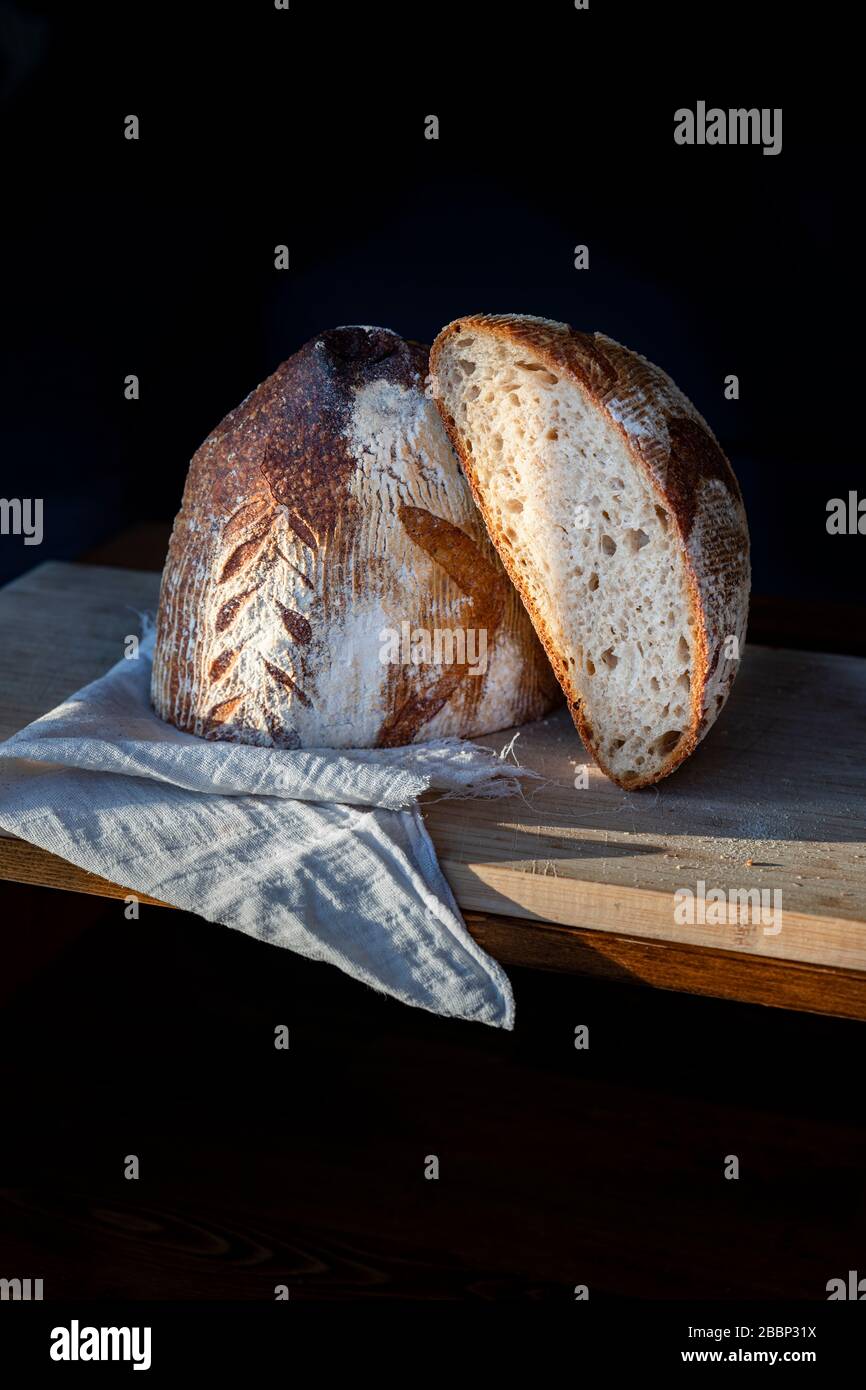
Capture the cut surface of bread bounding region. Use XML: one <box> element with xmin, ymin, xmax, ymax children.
<box><xmin>431</xmin><ymin>314</ymin><xmax>750</xmax><ymax>788</ymax></box>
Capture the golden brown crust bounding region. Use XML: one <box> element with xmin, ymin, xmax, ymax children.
<box><xmin>152</xmin><ymin>326</ymin><xmax>561</xmax><ymax>749</ymax></box>
<box><xmin>374</xmin><ymin>505</ymin><xmax>508</xmax><ymax>747</ymax></box>
<box><xmin>430</xmin><ymin>313</ymin><xmax>751</xmax><ymax>789</ymax></box>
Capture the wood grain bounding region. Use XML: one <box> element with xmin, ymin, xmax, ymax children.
<box><xmin>464</xmin><ymin>911</ymin><xmax>866</xmax><ymax>1020</ymax></box>
<box><xmin>0</xmin><ymin>833</ymin><xmax>862</xmax><ymax>1020</ymax></box>
<box><xmin>1</xmin><ymin>561</ymin><xmax>865</xmax><ymax>1018</ymax></box>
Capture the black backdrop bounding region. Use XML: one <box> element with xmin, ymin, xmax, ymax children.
<box><xmin>1</xmin><ymin>1</ymin><xmax>855</xmax><ymax>604</ymax></box>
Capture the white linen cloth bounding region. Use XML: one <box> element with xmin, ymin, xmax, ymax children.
<box><xmin>0</xmin><ymin>630</ymin><xmax>534</xmax><ymax>1028</ymax></box>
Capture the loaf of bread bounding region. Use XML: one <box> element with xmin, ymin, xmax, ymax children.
<box><xmin>430</xmin><ymin>314</ymin><xmax>750</xmax><ymax>787</ymax></box>
<box><xmin>151</xmin><ymin>326</ymin><xmax>560</xmax><ymax>749</ymax></box>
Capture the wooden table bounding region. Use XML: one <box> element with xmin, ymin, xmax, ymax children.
<box><xmin>2</xmin><ymin>529</ymin><xmax>866</xmax><ymax>1305</ymax></box>
<box><xmin>2</xmin><ymin>541</ymin><xmax>865</xmax><ymax>1021</ymax></box>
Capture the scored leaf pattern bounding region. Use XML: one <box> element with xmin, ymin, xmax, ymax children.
<box><xmin>203</xmin><ymin>497</ymin><xmax>316</xmax><ymax>740</ymax></box>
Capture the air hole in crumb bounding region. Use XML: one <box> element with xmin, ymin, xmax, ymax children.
<box><xmin>677</xmin><ymin>671</ymin><xmax>690</xmax><ymax>692</ymax></box>
<box><xmin>492</xmin><ymin>434</ymin><xmax>503</xmax><ymax>452</ymax></box>
<box><xmin>655</xmin><ymin>505</ymin><xmax>670</xmax><ymax>530</ymax></box>
<box><xmin>611</xmin><ymin>737</ymin><xmax>626</xmax><ymax>751</ymax></box>
<box><xmin>602</xmin><ymin>509</ymin><xmax>610</xmax><ymax>521</ymax></box>
<box><xmin>601</xmin><ymin>535</ymin><xmax>616</xmax><ymax>556</ymax></box>
<box><xmin>586</xmin><ymin>656</ymin><xmax>596</xmax><ymax>676</ymax></box>
<box><xmin>677</xmin><ymin>635</ymin><xmax>690</xmax><ymax>662</ymax></box>
<box><xmin>611</xmin><ymin>478</ymin><xmax>624</xmax><ymax>490</ymax></box>
<box><xmin>547</xmin><ymin>428</ymin><xmax>559</xmax><ymax>440</ymax></box>
<box><xmin>654</xmin><ymin>729</ymin><xmax>682</xmax><ymax>756</ymax></box>
<box><xmin>465</xmin><ymin>384</ymin><xmax>480</xmax><ymax>400</ymax></box>
<box><xmin>457</xmin><ymin>358</ymin><xmax>476</xmax><ymax>376</ymax></box>
<box><xmin>588</xmin><ymin>572</ymin><xmax>599</xmax><ymax>591</ymax></box>
<box><xmin>635</xmin><ymin>756</ymin><xmax>645</xmax><ymax>766</ymax></box>
<box><xmin>506</xmin><ymin>498</ymin><xmax>523</xmax><ymax>512</ymax></box>
<box><xmin>509</xmin><ymin>393</ymin><xmax>520</xmax><ymax>406</ymax></box>
<box><xmin>626</xmin><ymin>528</ymin><xmax>650</xmax><ymax>553</ymax></box>
<box><xmin>601</xmin><ymin>647</ymin><xmax>618</xmax><ymax>669</ymax></box>
<box><xmin>516</xmin><ymin>361</ymin><xmax>546</xmax><ymax>372</ymax></box>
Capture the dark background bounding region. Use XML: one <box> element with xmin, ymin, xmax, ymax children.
<box><xmin>2</xmin><ymin>881</ymin><xmax>866</xmax><ymax>1302</ymax></box>
<box><xmin>0</xmin><ymin>1</ymin><xmax>856</xmax><ymax>602</ymax></box>
<box><xmin>2</xmin><ymin>0</ymin><xmax>864</xmax><ymax>1311</ymax></box>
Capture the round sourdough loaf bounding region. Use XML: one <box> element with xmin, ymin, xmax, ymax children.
<box><xmin>151</xmin><ymin>326</ymin><xmax>560</xmax><ymax>749</ymax></box>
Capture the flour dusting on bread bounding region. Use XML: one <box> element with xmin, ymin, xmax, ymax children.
<box><xmin>151</xmin><ymin>327</ymin><xmax>560</xmax><ymax>749</ymax></box>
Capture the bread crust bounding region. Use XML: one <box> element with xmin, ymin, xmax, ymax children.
<box><xmin>430</xmin><ymin>314</ymin><xmax>751</xmax><ymax>788</ymax></box>
<box><xmin>152</xmin><ymin>326</ymin><xmax>561</xmax><ymax>749</ymax></box>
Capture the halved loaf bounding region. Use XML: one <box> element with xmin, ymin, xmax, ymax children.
<box><xmin>430</xmin><ymin>314</ymin><xmax>750</xmax><ymax>787</ymax></box>
<box><xmin>151</xmin><ymin>326</ymin><xmax>560</xmax><ymax>749</ymax></box>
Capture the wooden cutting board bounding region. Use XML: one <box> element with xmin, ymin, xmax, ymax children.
<box><xmin>2</xmin><ymin>561</ymin><xmax>865</xmax><ymax>1017</ymax></box>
